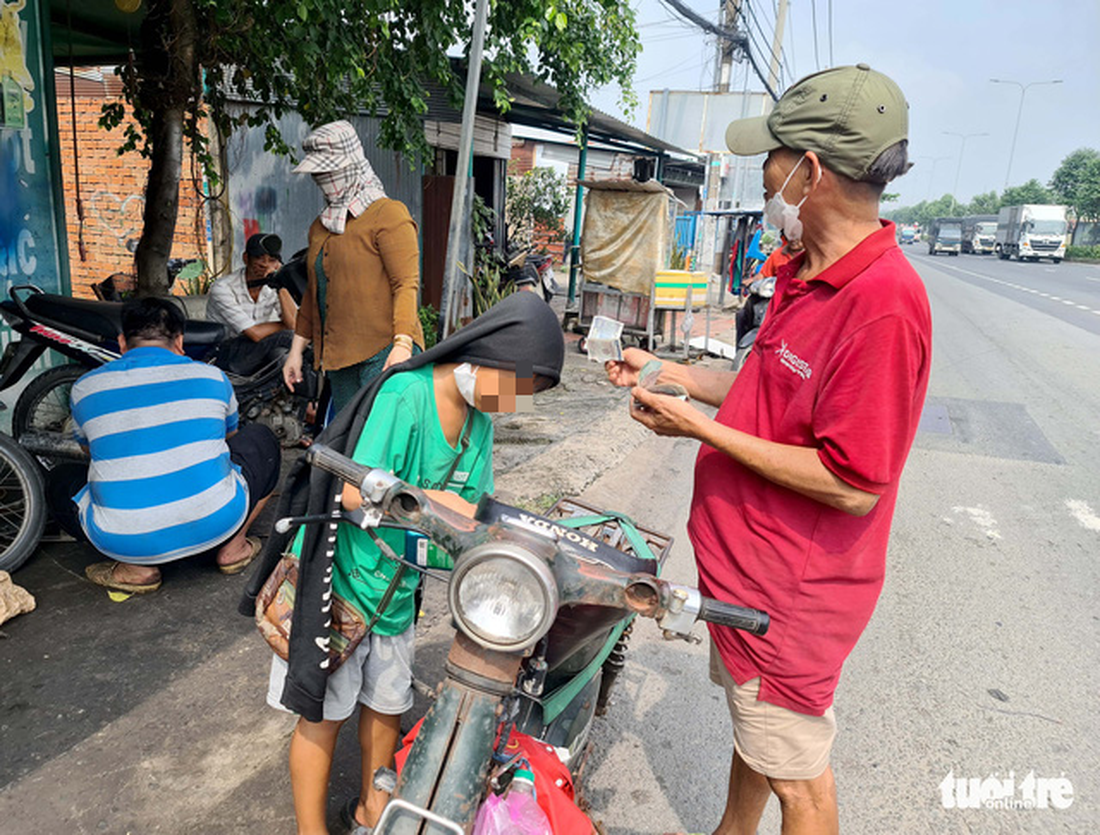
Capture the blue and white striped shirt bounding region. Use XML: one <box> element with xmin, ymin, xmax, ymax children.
<box><xmin>70</xmin><ymin>346</ymin><xmax>249</xmax><ymax>564</ymax></box>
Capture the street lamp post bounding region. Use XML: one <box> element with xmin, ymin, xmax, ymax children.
<box><xmin>943</xmin><ymin>131</ymin><xmax>988</xmax><ymax>212</ymax></box>
<box><xmin>917</xmin><ymin>155</ymin><xmax>952</xmax><ymax>201</ymax></box>
<box><xmin>990</xmin><ymin>78</ymin><xmax>1063</xmax><ymax>189</ymax></box>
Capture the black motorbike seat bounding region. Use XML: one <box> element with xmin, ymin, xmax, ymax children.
<box><xmin>24</xmin><ymin>293</ymin><xmax>227</xmax><ymax>347</ymax></box>
<box><xmin>26</xmin><ymin>294</ymin><xmax>123</xmax><ymax>342</ymax></box>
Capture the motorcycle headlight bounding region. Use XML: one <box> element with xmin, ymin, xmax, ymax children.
<box><xmin>449</xmin><ymin>542</ymin><xmax>558</xmax><ymax>652</ymax></box>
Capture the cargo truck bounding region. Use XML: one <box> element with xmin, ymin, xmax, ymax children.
<box><xmin>995</xmin><ymin>204</ymin><xmax>1067</xmax><ymax>263</ymax></box>
<box><xmin>961</xmin><ymin>215</ymin><xmax>998</xmax><ymax>255</ymax></box>
<box><xmin>927</xmin><ymin>217</ymin><xmax>963</xmax><ymax>256</ymax></box>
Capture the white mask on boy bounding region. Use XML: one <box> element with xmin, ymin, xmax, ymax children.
<box><xmin>453</xmin><ymin>363</ymin><xmax>478</xmax><ymax>407</ymax></box>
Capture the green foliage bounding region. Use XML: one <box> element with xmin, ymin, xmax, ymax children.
<box><xmin>465</xmin><ymin>194</ymin><xmax>513</xmax><ymax>319</ymax></box>
<box><xmin>1050</xmin><ymin>148</ymin><xmax>1100</xmax><ymax>220</ymax></box>
<box><xmin>175</xmin><ymin>260</ymin><xmax>212</xmax><ymax>295</ymax></box>
<box><xmin>1000</xmin><ymin>179</ymin><xmax>1053</xmax><ymax>206</ymax></box>
<box><xmin>885</xmin><ymin>193</ymin><xmax>958</xmax><ymax>227</ymax></box>
<box><xmin>418</xmin><ymin>305</ymin><xmax>440</xmax><ymax>349</ymax></box>
<box><xmin>109</xmin><ymin>0</ymin><xmax>641</xmax><ymax>181</ymax></box>
<box><xmin>881</xmin><ymin>192</ymin><xmax>899</xmax><ymax>203</ymax></box>
<box><xmin>967</xmin><ymin>191</ymin><xmax>1001</xmax><ymax>215</ymax></box>
<box><xmin>506</xmin><ymin>165</ymin><xmax>571</xmax><ymax>249</ymax></box>
<box><xmin>886</xmin><ymin>179</ymin><xmax>1071</xmax><ymax>228</ymax></box>
<box><xmin>668</xmin><ymin>241</ymin><xmax>686</xmax><ymax>270</ymax></box>
<box><xmin>1066</xmin><ymin>245</ymin><xmax>1100</xmax><ymax>262</ymax></box>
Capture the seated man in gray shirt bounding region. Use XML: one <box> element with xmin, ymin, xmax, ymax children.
<box><xmin>207</xmin><ymin>233</ymin><xmax>297</xmax><ymax>340</ymax></box>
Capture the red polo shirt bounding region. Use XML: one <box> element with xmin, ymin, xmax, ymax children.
<box><xmin>689</xmin><ymin>221</ymin><xmax>931</xmax><ymax>716</ymax></box>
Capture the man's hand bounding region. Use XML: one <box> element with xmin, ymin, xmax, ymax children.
<box><xmin>629</xmin><ymin>385</ymin><xmax>704</xmax><ymax>438</ymax></box>
<box><xmin>383</xmin><ymin>342</ymin><xmax>413</xmax><ymax>370</ymax></box>
<box><xmin>605</xmin><ymin>347</ymin><xmax>658</xmax><ymax>389</ymax></box>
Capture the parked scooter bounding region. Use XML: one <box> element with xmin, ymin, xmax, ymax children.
<box><xmin>731</xmin><ymin>275</ymin><xmax>776</xmax><ymax>372</ymax></box>
<box><xmin>507</xmin><ymin>250</ymin><xmax>559</xmax><ymax>303</ymax></box>
<box><xmin>291</xmin><ymin>442</ymin><xmax>769</xmax><ymax>834</ymax></box>
<box><xmin>0</xmin><ymin>284</ymin><xmax>318</xmax><ymax>466</ymax></box>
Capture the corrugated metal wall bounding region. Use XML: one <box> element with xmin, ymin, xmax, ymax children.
<box><xmin>222</xmin><ymin>105</ymin><xmax>423</xmax><ymax>263</ymax></box>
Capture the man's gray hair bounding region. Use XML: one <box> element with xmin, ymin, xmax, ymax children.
<box><xmin>866</xmin><ymin>140</ymin><xmax>911</xmax><ymax>184</ymax></box>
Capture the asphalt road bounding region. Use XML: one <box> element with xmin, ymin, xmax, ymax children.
<box><xmin>577</xmin><ymin>251</ymin><xmax>1100</xmax><ymax>834</ymax></box>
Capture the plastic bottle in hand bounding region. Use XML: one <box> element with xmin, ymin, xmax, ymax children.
<box><xmin>472</xmin><ymin>769</ymin><xmax>552</xmax><ymax>835</ymax></box>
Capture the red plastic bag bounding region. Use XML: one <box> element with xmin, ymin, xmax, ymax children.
<box><xmin>394</xmin><ymin>721</ymin><xmax>594</xmax><ymax>835</ymax></box>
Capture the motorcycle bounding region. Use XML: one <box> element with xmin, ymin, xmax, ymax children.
<box><xmin>731</xmin><ymin>274</ymin><xmax>776</xmax><ymax>372</ymax></box>
<box><xmin>0</xmin><ymin>283</ymin><xmax>318</xmax><ymax>468</ymax></box>
<box><xmin>290</xmin><ymin>442</ymin><xmax>769</xmax><ymax>834</ymax></box>
<box><xmin>507</xmin><ymin>250</ymin><xmax>559</xmax><ymax>304</ymax></box>
<box><xmin>0</xmin><ymin>427</ymin><xmax>47</xmax><ymax>573</ymax></box>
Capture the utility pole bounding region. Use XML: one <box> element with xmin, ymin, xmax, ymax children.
<box><xmin>714</xmin><ymin>1</ymin><xmax>741</xmax><ymax>93</ymax></box>
<box><xmin>943</xmin><ymin>131</ymin><xmax>988</xmax><ymax>213</ymax></box>
<box><xmin>441</xmin><ymin>0</ymin><xmax>490</xmax><ymax>338</ymax></box>
<box><xmin>767</xmin><ymin>0</ymin><xmax>789</xmax><ymax>95</ymax></box>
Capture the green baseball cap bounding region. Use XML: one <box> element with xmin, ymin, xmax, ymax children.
<box><xmin>725</xmin><ymin>63</ymin><xmax>909</xmax><ymax>182</ymax></box>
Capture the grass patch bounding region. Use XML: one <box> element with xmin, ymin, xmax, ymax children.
<box><xmin>1066</xmin><ymin>245</ymin><xmax>1100</xmax><ymax>262</ymax></box>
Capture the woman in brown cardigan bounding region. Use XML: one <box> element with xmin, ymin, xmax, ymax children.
<box><xmin>283</xmin><ymin>120</ymin><xmax>425</xmax><ymax>413</ymax></box>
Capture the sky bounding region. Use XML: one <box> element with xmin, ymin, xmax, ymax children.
<box><xmin>586</xmin><ymin>0</ymin><xmax>1100</xmax><ymax>208</ymax></box>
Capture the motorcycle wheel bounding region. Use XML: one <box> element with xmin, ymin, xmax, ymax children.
<box><xmin>12</xmin><ymin>364</ymin><xmax>86</xmax><ymax>468</ymax></box>
<box><xmin>0</xmin><ymin>432</ymin><xmax>47</xmax><ymax>573</ymax></box>
<box><xmin>731</xmin><ymin>345</ymin><xmax>753</xmax><ymax>372</ymax></box>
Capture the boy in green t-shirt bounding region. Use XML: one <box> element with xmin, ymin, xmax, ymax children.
<box><xmin>268</xmin><ymin>295</ymin><xmax>564</xmax><ymax>834</ymax></box>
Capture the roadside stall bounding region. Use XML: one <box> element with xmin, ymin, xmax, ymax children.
<box><xmin>574</xmin><ymin>179</ymin><xmax>707</xmax><ymax>353</ymax></box>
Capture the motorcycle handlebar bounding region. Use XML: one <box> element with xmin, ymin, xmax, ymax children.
<box><xmin>305</xmin><ymin>443</ymin><xmax>373</xmax><ymax>491</ymax></box>
<box><xmin>698</xmin><ymin>596</ymin><xmax>770</xmax><ymax>636</ymax></box>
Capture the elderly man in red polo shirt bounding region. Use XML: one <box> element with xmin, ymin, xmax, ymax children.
<box><xmin>607</xmin><ymin>64</ymin><xmax>931</xmax><ymax>834</ymax></box>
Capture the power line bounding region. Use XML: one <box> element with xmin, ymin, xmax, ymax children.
<box><xmin>744</xmin><ymin>0</ymin><xmax>787</xmax><ymax>89</ymax></box>
<box><xmin>658</xmin><ymin>0</ymin><xmax>780</xmax><ymax>100</ymax></box>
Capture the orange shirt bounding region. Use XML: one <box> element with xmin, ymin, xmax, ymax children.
<box><xmin>758</xmin><ymin>245</ymin><xmax>796</xmax><ymax>278</ymax></box>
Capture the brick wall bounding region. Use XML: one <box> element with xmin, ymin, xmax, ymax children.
<box><xmin>55</xmin><ymin>70</ymin><xmax>206</xmax><ymax>298</ymax></box>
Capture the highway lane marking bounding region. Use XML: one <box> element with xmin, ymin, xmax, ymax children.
<box><xmin>1065</xmin><ymin>499</ymin><xmax>1100</xmax><ymax>532</ymax></box>
<box><xmin>951</xmin><ymin>505</ymin><xmax>1002</xmax><ymax>540</ymax></box>
<box><xmin>916</xmin><ymin>257</ymin><xmax>1099</xmax><ymax>316</ymax></box>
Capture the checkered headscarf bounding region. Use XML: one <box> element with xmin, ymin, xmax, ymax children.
<box><xmin>294</xmin><ymin>120</ymin><xmax>387</xmax><ymax>234</ymax></box>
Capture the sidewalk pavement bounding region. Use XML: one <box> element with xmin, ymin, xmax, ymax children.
<box><xmin>0</xmin><ymin>299</ymin><xmax>740</xmax><ymax>834</ymax></box>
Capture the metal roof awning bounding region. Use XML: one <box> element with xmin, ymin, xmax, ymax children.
<box><xmin>487</xmin><ymin>73</ymin><xmax>698</xmax><ymax>159</ymax></box>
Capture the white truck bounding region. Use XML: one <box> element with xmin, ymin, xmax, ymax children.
<box><xmin>961</xmin><ymin>215</ymin><xmax>998</xmax><ymax>255</ymax></box>
<box><xmin>995</xmin><ymin>204</ymin><xmax>1068</xmax><ymax>263</ymax></box>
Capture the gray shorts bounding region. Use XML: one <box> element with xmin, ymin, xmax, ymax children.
<box><xmin>267</xmin><ymin>626</ymin><xmax>415</xmax><ymax>722</ymax></box>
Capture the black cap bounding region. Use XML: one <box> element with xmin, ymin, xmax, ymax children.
<box><xmin>245</xmin><ymin>233</ymin><xmax>282</xmax><ymax>259</ymax></box>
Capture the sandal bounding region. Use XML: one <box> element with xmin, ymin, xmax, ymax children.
<box><xmin>85</xmin><ymin>561</ymin><xmax>162</xmax><ymax>594</ymax></box>
<box><xmin>340</xmin><ymin>796</ymin><xmax>373</xmax><ymax>835</ymax></box>
<box><xmin>218</xmin><ymin>536</ymin><xmax>262</xmax><ymax>575</ymax></box>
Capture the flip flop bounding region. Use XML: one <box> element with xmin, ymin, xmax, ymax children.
<box><xmin>85</xmin><ymin>561</ymin><xmax>162</xmax><ymax>594</ymax></box>
<box><xmin>340</xmin><ymin>796</ymin><xmax>373</xmax><ymax>835</ymax></box>
<box><xmin>218</xmin><ymin>536</ymin><xmax>262</xmax><ymax>575</ymax></box>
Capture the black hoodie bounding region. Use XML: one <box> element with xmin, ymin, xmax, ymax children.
<box><xmin>241</xmin><ymin>292</ymin><xmax>565</xmax><ymax>721</ymax></box>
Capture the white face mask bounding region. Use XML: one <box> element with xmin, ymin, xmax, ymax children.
<box><xmin>763</xmin><ymin>154</ymin><xmax>817</xmax><ymax>244</ymax></box>
<box><xmin>453</xmin><ymin>363</ymin><xmax>478</xmax><ymax>408</ymax></box>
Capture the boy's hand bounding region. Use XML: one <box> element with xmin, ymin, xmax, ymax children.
<box><xmin>605</xmin><ymin>347</ymin><xmax>658</xmax><ymax>389</ymax></box>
